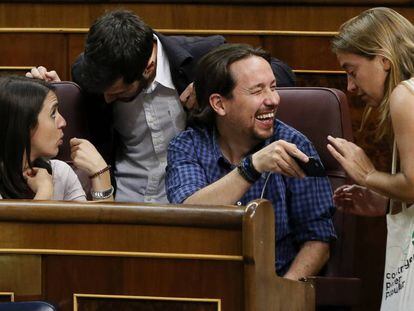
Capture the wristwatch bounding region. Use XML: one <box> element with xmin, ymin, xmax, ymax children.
<box><xmin>91</xmin><ymin>186</ymin><xmax>114</xmax><ymax>200</ymax></box>
<box><xmin>237</xmin><ymin>154</ymin><xmax>262</xmax><ymax>183</ymax></box>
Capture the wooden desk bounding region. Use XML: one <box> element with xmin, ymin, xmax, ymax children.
<box><xmin>0</xmin><ymin>199</ymin><xmax>313</xmax><ymax>310</ymax></box>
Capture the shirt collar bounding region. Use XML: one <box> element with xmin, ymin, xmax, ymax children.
<box><xmin>151</xmin><ymin>34</ymin><xmax>175</xmax><ymax>91</ymax></box>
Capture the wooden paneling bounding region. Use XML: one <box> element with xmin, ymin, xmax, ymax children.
<box><xmin>0</xmin><ymin>223</ymin><xmax>242</xmax><ymax>256</ymax></box>
<box><xmin>0</xmin><ymin>67</ymin><xmax>31</xmax><ymax>76</ymax></box>
<box><xmin>263</xmin><ymin>35</ymin><xmax>340</xmax><ymax>71</ymax></box>
<box><xmin>74</xmin><ymin>293</ymin><xmax>220</xmax><ymax>311</ymax></box>
<box><xmin>224</xmin><ymin>33</ymin><xmax>341</xmax><ymax>71</ymax></box>
<box><xmin>0</xmin><ymin>29</ymin><xmax>342</xmax><ymax>76</ymax></box>
<box><xmin>0</xmin><ymin>33</ymin><xmax>68</xmax><ymax>78</ymax></box>
<box><xmin>0</xmin><ymin>3</ymin><xmax>413</xmax><ymax>31</ymax></box>
<box><xmin>0</xmin><ymin>255</ymin><xmax>41</xmax><ymax>296</ymax></box>
<box><xmin>51</xmin><ymin>256</ymin><xmax>237</xmax><ymax>310</ymax></box>
<box><xmin>68</xmin><ymin>33</ymin><xmax>86</xmax><ymax>78</ymax></box>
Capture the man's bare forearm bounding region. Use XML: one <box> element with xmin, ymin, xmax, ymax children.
<box><xmin>283</xmin><ymin>241</ymin><xmax>330</xmax><ymax>280</ymax></box>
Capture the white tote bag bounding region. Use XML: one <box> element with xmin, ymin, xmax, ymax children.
<box><xmin>381</xmin><ymin>204</ymin><xmax>414</xmax><ymax>310</ymax></box>
<box><xmin>381</xmin><ymin>141</ymin><xmax>414</xmax><ymax>310</ymax></box>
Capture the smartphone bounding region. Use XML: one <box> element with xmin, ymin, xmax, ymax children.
<box><xmin>293</xmin><ymin>156</ymin><xmax>326</xmax><ymax>177</ymax></box>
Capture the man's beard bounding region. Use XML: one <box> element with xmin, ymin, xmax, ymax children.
<box><xmin>118</xmin><ymin>76</ymin><xmax>151</xmax><ymax>103</ymax></box>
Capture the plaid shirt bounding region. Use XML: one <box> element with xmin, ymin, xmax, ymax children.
<box><xmin>166</xmin><ymin>120</ymin><xmax>336</xmax><ymax>275</ymax></box>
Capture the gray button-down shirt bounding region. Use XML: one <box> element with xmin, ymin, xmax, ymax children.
<box><xmin>113</xmin><ymin>36</ymin><xmax>186</xmax><ymax>203</ymax></box>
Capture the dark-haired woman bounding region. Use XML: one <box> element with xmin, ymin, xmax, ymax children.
<box><xmin>0</xmin><ymin>76</ymin><xmax>113</xmax><ymax>201</ymax></box>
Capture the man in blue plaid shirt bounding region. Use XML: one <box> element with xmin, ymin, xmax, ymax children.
<box><xmin>166</xmin><ymin>44</ymin><xmax>336</xmax><ymax>279</ymax></box>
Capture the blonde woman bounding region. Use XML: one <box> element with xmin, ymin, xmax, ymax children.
<box><xmin>326</xmin><ymin>7</ymin><xmax>414</xmax><ymax>310</ymax></box>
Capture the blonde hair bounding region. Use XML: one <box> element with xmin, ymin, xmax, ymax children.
<box><xmin>332</xmin><ymin>7</ymin><xmax>414</xmax><ymax>140</ymax></box>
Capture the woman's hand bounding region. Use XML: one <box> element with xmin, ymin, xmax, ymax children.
<box><xmin>24</xmin><ymin>167</ymin><xmax>53</xmax><ymax>200</ymax></box>
<box><xmin>334</xmin><ymin>184</ymin><xmax>387</xmax><ymax>217</ymax></box>
<box><xmin>327</xmin><ymin>135</ymin><xmax>376</xmax><ymax>186</ymax></box>
<box><xmin>70</xmin><ymin>138</ymin><xmax>113</xmax><ymax>201</ymax></box>
<box><xmin>70</xmin><ymin>138</ymin><xmax>108</xmax><ymax>176</ymax></box>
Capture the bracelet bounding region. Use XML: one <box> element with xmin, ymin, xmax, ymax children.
<box><xmin>89</xmin><ymin>165</ymin><xmax>111</xmax><ymax>179</ymax></box>
<box><xmin>237</xmin><ymin>154</ymin><xmax>262</xmax><ymax>184</ymax></box>
<box><xmin>91</xmin><ymin>186</ymin><xmax>114</xmax><ymax>200</ymax></box>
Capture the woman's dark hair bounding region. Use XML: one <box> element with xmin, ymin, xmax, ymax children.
<box><xmin>76</xmin><ymin>10</ymin><xmax>154</xmax><ymax>94</ymax></box>
<box><xmin>0</xmin><ymin>76</ymin><xmax>53</xmax><ymax>199</ymax></box>
<box><xmin>189</xmin><ymin>43</ymin><xmax>271</xmax><ymax>127</ymax></box>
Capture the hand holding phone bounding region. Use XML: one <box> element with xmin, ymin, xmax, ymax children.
<box><xmin>294</xmin><ymin>156</ymin><xmax>326</xmax><ymax>177</ymax></box>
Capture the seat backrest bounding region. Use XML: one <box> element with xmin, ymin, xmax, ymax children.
<box><xmin>277</xmin><ymin>87</ymin><xmax>356</xmax><ymax>277</ymax></box>
<box><xmin>52</xmin><ymin>81</ymin><xmax>91</xmax><ymax>195</ymax></box>
<box><xmin>53</xmin><ymin>81</ymin><xmax>91</xmax><ymax>160</ymax></box>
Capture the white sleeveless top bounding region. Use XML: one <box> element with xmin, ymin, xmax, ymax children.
<box><xmin>401</xmin><ymin>77</ymin><xmax>414</xmax><ymax>92</ymax></box>
<box><xmin>381</xmin><ymin>77</ymin><xmax>414</xmax><ymax>311</ymax></box>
